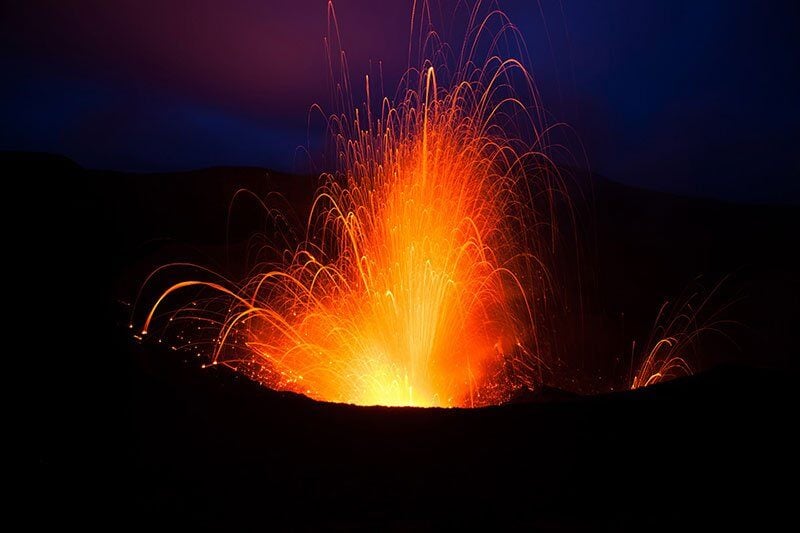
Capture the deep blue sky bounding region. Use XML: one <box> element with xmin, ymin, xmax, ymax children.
<box><xmin>1</xmin><ymin>0</ymin><xmax>798</xmax><ymax>203</ymax></box>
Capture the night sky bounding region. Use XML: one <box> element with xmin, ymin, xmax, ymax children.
<box><xmin>1</xmin><ymin>0</ymin><xmax>798</xmax><ymax>203</ymax></box>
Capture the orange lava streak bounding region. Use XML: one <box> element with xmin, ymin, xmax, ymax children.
<box><xmin>142</xmin><ymin>2</ymin><xmax>560</xmax><ymax>407</ymax></box>
<box><xmin>631</xmin><ymin>338</ymin><xmax>693</xmax><ymax>389</ymax></box>
<box><xmin>629</xmin><ymin>280</ymin><xmax>731</xmax><ymax>390</ymax></box>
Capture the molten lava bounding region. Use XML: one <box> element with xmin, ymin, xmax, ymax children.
<box><xmin>141</xmin><ymin>2</ymin><xmax>562</xmax><ymax>407</ymax></box>
<box><xmin>138</xmin><ymin>1</ymin><xmax>707</xmax><ymax>406</ymax></box>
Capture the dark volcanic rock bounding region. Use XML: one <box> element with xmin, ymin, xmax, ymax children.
<box><xmin>14</xmin><ymin>151</ymin><xmax>797</xmax><ymax>529</ymax></box>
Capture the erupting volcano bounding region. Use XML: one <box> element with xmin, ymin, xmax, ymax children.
<box><xmin>140</xmin><ymin>2</ymin><xmax>567</xmax><ymax>407</ymax></box>
<box><xmin>137</xmin><ymin>0</ymin><xmax>700</xmax><ymax>407</ymax></box>
<box><xmin>10</xmin><ymin>0</ymin><xmax>793</xmax><ymax>527</ymax></box>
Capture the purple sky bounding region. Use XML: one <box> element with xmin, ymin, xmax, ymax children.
<box><xmin>1</xmin><ymin>0</ymin><xmax>798</xmax><ymax>202</ymax></box>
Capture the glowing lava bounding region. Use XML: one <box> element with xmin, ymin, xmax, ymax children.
<box><xmin>630</xmin><ymin>284</ymin><xmax>728</xmax><ymax>389</ymax></box>
<box><xmin>140</xmin><ymin>2</ymin><xmax>563</xmax><ymax>407</ymax></box>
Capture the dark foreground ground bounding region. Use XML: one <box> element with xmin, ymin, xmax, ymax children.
<box><xmin>11</xmin><ymin>151</ymin><xmax>797</xmax><ymax>528</ymax></box>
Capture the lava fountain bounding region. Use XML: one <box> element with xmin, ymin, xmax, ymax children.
<box><xmin>139</xmin><ymin>1</ymin><xmax>573</xmax><ymax>407</ymax></box>
<box><xmin>631</xmin><ymin>281</ymin><xmax>731</xmax><ymax>389</ymax></box>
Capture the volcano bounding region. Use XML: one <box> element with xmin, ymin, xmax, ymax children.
<box><xmin>17</xmin><ymin>151</ymin><xmax>798</xmax><ymax>528</ymax></box>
